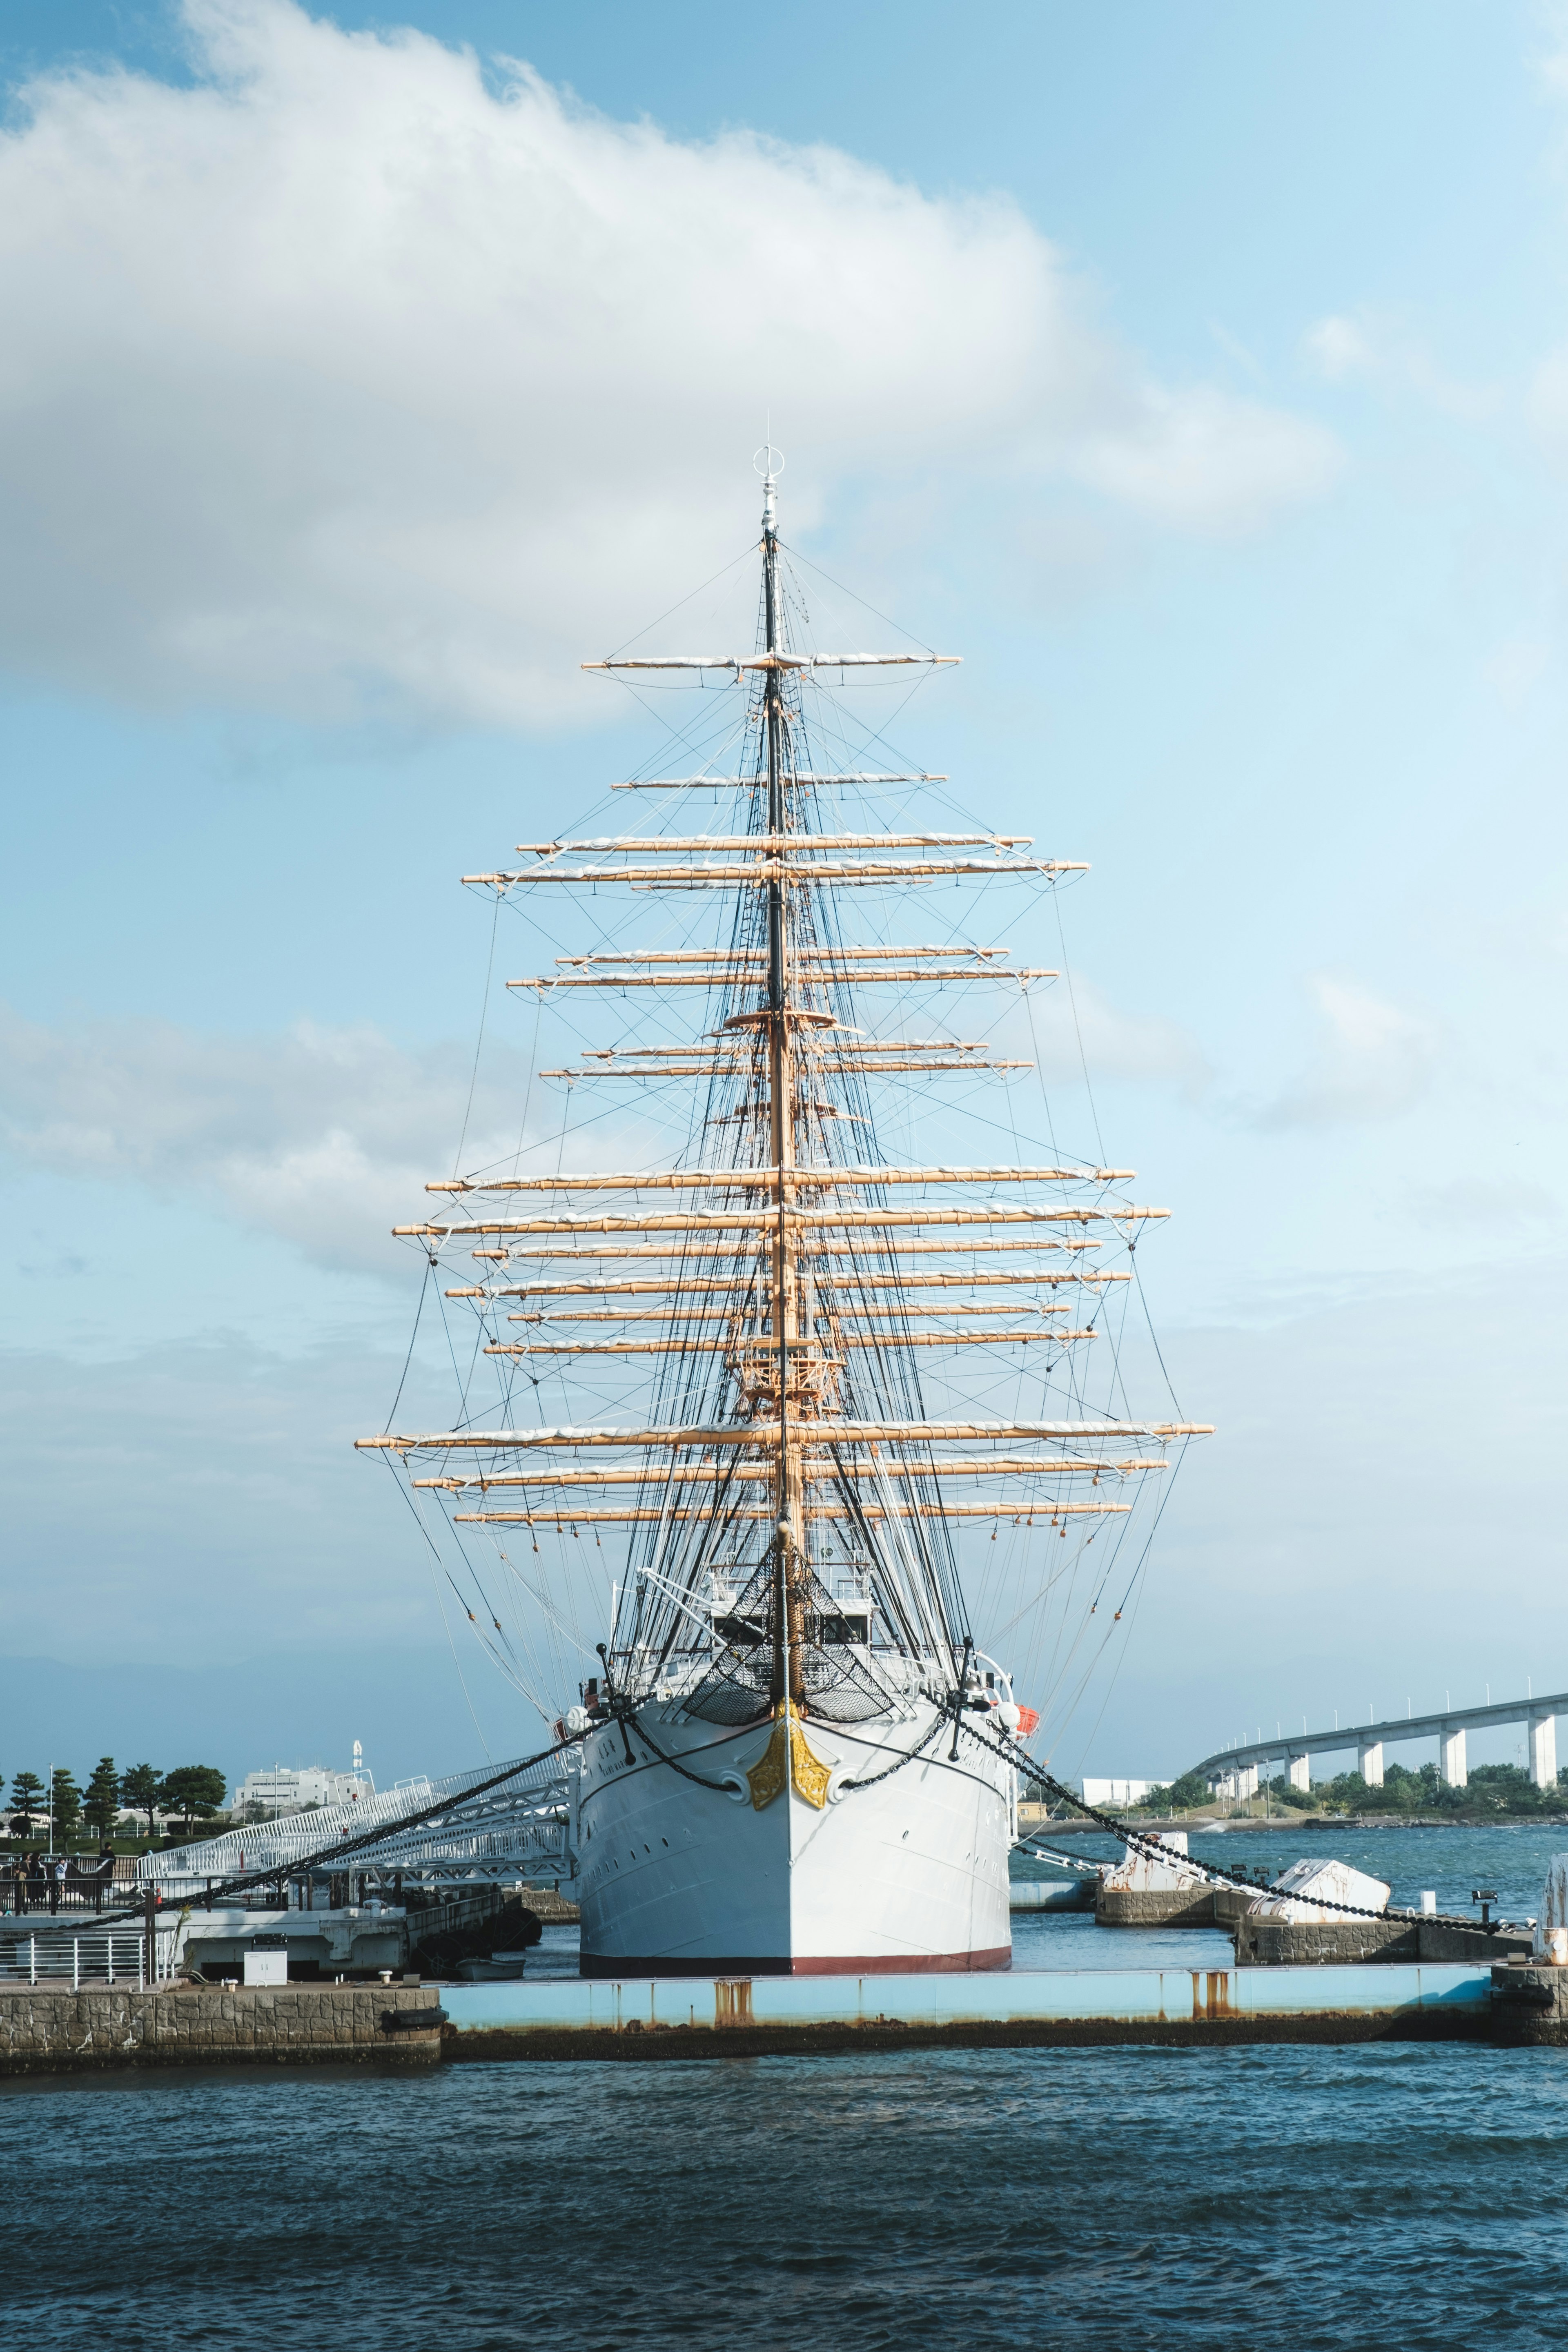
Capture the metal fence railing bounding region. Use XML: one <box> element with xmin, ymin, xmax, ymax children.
<box><xmin>0</xmin><ymin>1864</ymin><xmax>137</xmax><ymax>1916</ymax></box>
<box><xmin>0</xmin><ymin>1927</ymin><xmax>180</xmax><ymax>1987</ymax></box>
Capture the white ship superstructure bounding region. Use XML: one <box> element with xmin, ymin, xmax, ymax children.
<box><xmin>362</xmin><ymin>457</ymin><xmax>1205</xmax><ymax>1974</ymax></box>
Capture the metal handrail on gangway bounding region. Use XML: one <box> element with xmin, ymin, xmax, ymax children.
<box><xmin>136</xmin><ymin>1749</ymin><xmax>580</xmax><ymax>1896</ymax></box>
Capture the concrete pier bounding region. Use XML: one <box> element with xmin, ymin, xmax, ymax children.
<box><xmin>434</xmin><ymin>1963</ymin><xmax>1490</xmax><ymax>2056</ymax></box>
<box><xmin>1440</xmin><ymin>1724</ymin><xmax>1468</xmax><ymax>1789</ymax></box>
<box><xmin>0</xmin><ymin>1965</ymin><xmax>1494</xmax><ymax>2070</ymax></box>
<box><xmin>1529</xmin><ymin>1714</ymin><xmax>1559</xmax><ymax>1789</ymax></box>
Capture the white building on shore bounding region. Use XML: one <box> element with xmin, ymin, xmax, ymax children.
<box><xmin>231</xmin><ymin>1747</ymin><xmax>374</xmax><ymax>1819</ymax></box>
<box><xmin>1078</xmin><ymin>1777</ymin><xmax>1166</xmax><ymax>1808</ymax></box>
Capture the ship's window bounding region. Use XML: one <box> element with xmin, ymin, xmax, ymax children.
<box><xmin>820</xmin><ymin>1611</ymin><xmax>871</xmax><ymax>1646</ymax></box>
<box><xmin>714</xmin><ymin>1613</ymin><xmax>766</xmax><ymax>1646</ymax></box>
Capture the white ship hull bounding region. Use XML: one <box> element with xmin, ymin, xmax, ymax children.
<box><xmin>574</xmin><ymin>1699</ymin><xmax>1016</xmax><ymax>1975</ymax></box>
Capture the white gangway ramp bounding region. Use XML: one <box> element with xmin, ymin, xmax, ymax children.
<box><xmin>136</xmin><ymin>1751</ymin><xmax>580</xmax><ymax>1895</ymax></box>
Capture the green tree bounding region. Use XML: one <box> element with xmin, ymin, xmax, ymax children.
<box><xmin>1265</xmin><ymin>1773</ymin><xmax>1317</xmax><ymax>1811</ymax></box>
<box><xmin>83</xmin><ymin>1757</ymin><xmax>121</xmax><ymax>1840</ymax></box>
<box><xmin>1141</xmin><ymin>1771</ymin><xmax>1212</xmax><ymax>1815</ymax></box>
<box><xmin>120</xmin><ymin>1764</ymin><xmax>161</xmax><ymax>1841</ymax></box>
<box><xmin>158</xmin><ymin>1766</ymin><xmax>227</xmax><ymax>1837</ymax></box>
<box><xmin>9</xmin><ymin>1771</ymin><xmax>44</xmax><ymax>1839</ymax></box>
<box><xmin>50</xmin><ymin>1766</ymin><xmax>81</xmax><ymax>1847</ymax></box>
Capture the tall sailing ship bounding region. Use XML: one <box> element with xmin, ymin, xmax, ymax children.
<box><xmin>362</xmin><ymin>459</ymin><xmax>1204</xmax><ymax>1976</ymax></box>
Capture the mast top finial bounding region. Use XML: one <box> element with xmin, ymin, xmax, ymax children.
<box><xmin>754</xmin><ymin>443</ymin><xmax>784</xmax><ymax>530</ymax></box>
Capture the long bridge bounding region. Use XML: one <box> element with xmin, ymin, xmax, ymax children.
<box><xmin>1192</xmin><ymin>1689</ymin><xmax>1564</xmax><ymax>1798</ymax></box>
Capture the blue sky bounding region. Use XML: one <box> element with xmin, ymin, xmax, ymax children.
<box><xmin>2</xmin><ymin>0</ymin><xmax>1566</xmax><ymax>1785</ymax></box>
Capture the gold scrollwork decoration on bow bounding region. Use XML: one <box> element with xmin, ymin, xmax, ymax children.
<box><xmin>746</xmin><ymin>1711</ymin><xmax>833</xmax><ymax>1811</ymax></box>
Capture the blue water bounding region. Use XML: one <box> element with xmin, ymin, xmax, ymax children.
<box><xmin>6</xmin><ymin>1824</ymin><xmax>1568</xmax><ymax>2349</ymax></box>
<box><xmin>6</xmin><ymin>2045</ymin><xmax>1568</xmax><ymax>2348</ymax></box>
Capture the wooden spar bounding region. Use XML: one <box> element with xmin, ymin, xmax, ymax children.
<box><xmin>606</xmin><ymin>785</ymin><xmax>949</xmax><ymax>804</ymax></box>
<box><xmin>357</xmin><ymin>1417</ymin><xmax>1214</xmax><ymax>1452</ymax></box>
<box><xmin>504</xmin><ymin>1303</ymin><xmax>1074</xmax><ymax>1323</ymax></box>
<box><xmin>581</xmin><ymin>653</ymin><xmax>961</xmax><ymax>672</ymax></box>
<box><xmin>576</xmin><ymin>1038</ymin><xmax>998</xmax><ymax>1054</ymax></box>
<box><xmin>447</xmin><ymin>1270</ymin><xmax>1128</xmax><ymax>1298</ymax></box>
<box><xmin>512</xmin><ymin>832</ymin><xmax>1033</xmax><ymax>853</ymax></box>
<box><xmin>428</xmin><ymin>1165</ymin><xmax>1136</xmax><ymax>1194</ymax></box>
<box><xmin>486</xmin><ymin>1330</ymin><xmax>1098</xmax><ymax>1355</ymax></box>
<box><xmin>416</xmin><ymin>1459</ymin><xmax>1169</xmax><ymax>1489</ymax></box>
<box><xmin>541</xmin><ymin>1060</ymin><xmax>1035</xmax><ymax>1077</ymax></box>
<box><xmin>396</xmin><ymin>1206</ymin><xmax>1168</xmax><ymax>1237</ymax></box>
<box><xmin>454</xmin><ymin>1501</ymin><xmax>1131</xmax><ymax>1523</ymax></box>
<box><xmin>552</xmin><ymin>946</ymin><xmax>1011</xmax><ymax>963</ymax></box>
<box><xmin>461</xmin><ymin>858</ymin><xmax>1087</xmax><ymax>885</ymax></box>
<box><xmin>549</xmin><ymin>1036</ymin><xmax>1012</xmax><ymax>1060</ymax></box>
<box><xmin>509</xmin><ymin>968</ymin><xmax>1056</xmax><ymax>989</ymax></box>
<box><xmin>466</xmin><ymin>1238</ymin><xmax>1105</xmax><ymax>1261</ymax></box>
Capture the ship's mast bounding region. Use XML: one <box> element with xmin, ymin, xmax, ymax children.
<box><xmin>761</xmin><ymin>459</ymin><xmax>804</xmax><ymax>1708</ymax></box>
<box><xmin>361</xmin><ymin>457</ymin><xmax>1212</xmax><ymax>1741</ymax></box>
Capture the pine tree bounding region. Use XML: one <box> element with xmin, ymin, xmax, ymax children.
<box><xmin>9</xmin><ymin>1771</ymin><xmax>44</xmax><ymax>1839</ymax></box>
<box><xmin>158</xmin><ymin>1766</ymin><xmax>227</xmax><ymax>1837</ymax></box>
<box><xmin>83</xmin><ymin>1757</ymin><xmax>120</xmax><ymax>1841</ymax></box>
<box><xmin>49</xmin><ymin>1766</ymin><xmax>81</xmax><ymax>1848</ymax></box>
<box><xmin>120</xmin><ymin>1764</ymin><xmax>161</xmax><ymax>1841</ymax></box>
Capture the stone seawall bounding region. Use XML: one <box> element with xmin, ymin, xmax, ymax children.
<box><xmin>1492</xmin><ymin>1961</ymin><xmax>1568</xmax><ymax>2045</ymax></box>
<box><xmin>0</xmin><ymin>1984</ymin><xmax>444</xmax><ymax>2074</ymax></box>
<box><xmin>1234</xmin><ymin>1916</ymin><xmax>1532</xmax><ymax>1967</ymax></box>
<box><xmin>1096</xmin><ymin>1887</ymin><xmax>1259</xmax><ymax>1930</ymax></box>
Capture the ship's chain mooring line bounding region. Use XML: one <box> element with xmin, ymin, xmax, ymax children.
<box><xmin>622</xmin><ymin>1711</ymin><xmax>756</xmax><ymax>1793</ymax></box>
<box><xmin>624</xmin><ymin>1692</ymin><xmax>951</xmax><ymax>1795</ymax></box>
<box><xmin>89</xmin><ymin>1727</ymin><xmax>598</xmax><ymax>1928</ymax></box>
<box><xmin>837</xmin><ymin>1706</ymin><xmax>951</xmax><ymax>1790</ymax></box>
<box><xmin>966</xmin><ymin>1720</ymin><xmax>1503</xmax><ymax>1933</ymax></box>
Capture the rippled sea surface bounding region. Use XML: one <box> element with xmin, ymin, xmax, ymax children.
<box><xmin>7</xmin><ymin>1822</ymin><xmax>1568</xmax><ymax>2351</ymax></box>
<box><xmin>9</xmin><ymin>2045</ymin><xmax>1568</xmax><ymax>2350</ymax></box>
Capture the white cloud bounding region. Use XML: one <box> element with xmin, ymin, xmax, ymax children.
<box><xmin>0</xmin><ymin>1003</ymin><xmax>548</xmax><ymax>1271</ymax></box>
<box><xmin>0</xmin><ymin>0</ymin><xmax>1340</xmax><ymax>724</ymax></box>
<box><xmin>1483</xmin><ymin>638</ymin><xmax>1550</xmax><ymax>707</ymax></box>
<box><xmin>1305</xmin><ymin>307</ymin><xmax>1497</xmax><ymax>421</ymax></box>
<box><xmin>1304</xmin><ymin>314</ymin><xmax>1378</xmax><ymax>383</ymax></box>
<box><xmin>1004</xmin><ymin>976</ymin><xmax>1211</xmax><ymax>1099</ymax></box>
<box><xmin>1529</xmin><ymin>347</ymin><xmax>1568</xmax><ymax>460</ymax></box>
<box><xmin>1256</xmin><ymin>974</ymin><xmax>1439</xmax><ymax>1129</ymax></box>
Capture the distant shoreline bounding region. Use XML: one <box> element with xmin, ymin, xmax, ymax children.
<box><xmin>1024</xmin><ymin>1815</ymin><xmax>1568</xmax><ymax>1835</ymax></box>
